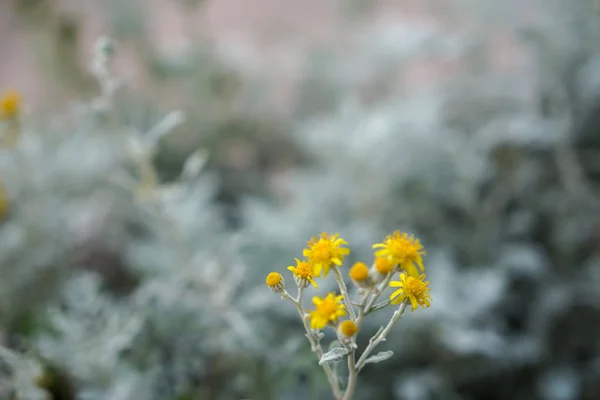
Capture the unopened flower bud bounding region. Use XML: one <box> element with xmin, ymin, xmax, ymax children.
<box><xmin>349</xmin><ymin>262</ymin><xmax>373</xmax><ymax>288</ymax></box>
<box><xmin>338</xmin><ymin>320</ymin><xmax>359</xmax><ymax>343</ymax></box>
<box><xmin>370</xmin><ymin>257</ymin><xmax>395</xmax><ymax>283</ymax></box>
<box><xmin>266</xmin><ymin>272</ymin><xmax>285</xmax><ymax>293</ymax></box>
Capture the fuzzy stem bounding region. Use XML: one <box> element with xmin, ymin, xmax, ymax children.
<box><xmin>355</xmin><ymin>302</ymin><xmax>408</xmax><ymax>371</ymax></box>
<box><xmin>339</xmin><ymin>290</ymin><xmax>373</xmax><ymax>400</ymax></box>
<box><xmin>282</xmin><ymin>289</ymin><xmax>342</xmax><ymax>399</ymax></box>
<box><xmin>367</xmin><ymin>273</ymin><xmax>394</xmax><ymax>312</ymax></box>
<box><xmin>333</xmin><ymin>266</ymin><xmax>356</xmax><ymax>320</ymax></box>
<box><xmin>341</xmin><ymin>350</ymin><xmax>357</xmax><ymax>400</ymax></box>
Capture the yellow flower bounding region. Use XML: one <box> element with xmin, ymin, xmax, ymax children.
<box><xmin>389</xmin><ymin>273</ymin><xmax>432</xmax><ymax>311</ymax></box>
<box><xmin>287</xmin><ymin>258</ymin><xmax>318</xmax><ymax>289</ymax></box>
<box><xmin>0</xmin><ymin>89</ymin><xmax>22</xmax><ymax>120</ymax></box>
<box><xmin>338</xmin><ymin>320</ymin><xmax>359</xmax><ymax>338</ymax></box>
<box><xmin>373</xmin><ymin>231</ymin><xmax>425</xmax><ymax>277</ymax></box>
<box><xmin>303</xmin><ymin>232</ymin><xmax>350</xmax><ymax>278</ymax></box>
<box><xmin>309</xmin><ymin>293</ymin><xmax>346</xmax><ymax>329</ymax></box>
<box><xmin>265</xmin><ymin>272</ymin><xmax>284</xmax><ymax>292</ymax></box>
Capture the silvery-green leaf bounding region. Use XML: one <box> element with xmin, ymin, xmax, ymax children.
<box><xmin>318</xmin><ymin>347</ymin><xmax>349</xmax><ymax>365</ymax></box>
<box><xmin>180</xmin><ymin>149</ymin><xmax>208</xmax><ymax>180</ymax></box>
<box><xmin>363</xmin><ymin>350</ymin><xmax>393</xmax><ymax>365</ymax></box>
<box><xmin>146</xmin><ymin>110</ymin><xmax>185</xmax><ymax>144</ymax></box>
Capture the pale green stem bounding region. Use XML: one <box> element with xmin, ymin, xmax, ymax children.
<box><xmin>339</xmin><ymin>290</ymin><xmax>373</xmax><ymax>400</ymax></box>
<box><xmin>333</xmin><ymin>266</ymin><xmax>356</xmax><ymax>320</ymax></box>
<box><xmin>367</xmin><ymin>273</ymin><xmax>394</xmax><ymax>311</ymax></box>
<box><xmin>138</xmin><ymin>157</ymin><xmax>159</xmax><ymax>191</ymax></box>
<box><xmin>282</xmin><ymin>289</ymin><xmax>342</xmax><ymax>399</ymax></box>
<box><xmin>341</xmin><ymin>350</ymin><xmax>357</xmax><ymax>400</ymax></box>
<box><xmin>355</xmin><ymin>302</ymin><xmax>408</xmax><ymax>371</ymax></box>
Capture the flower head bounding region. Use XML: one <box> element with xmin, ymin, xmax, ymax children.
<box><xmin>389</xmin><ymin>273</ymin><xmax>432</xmax><ymax>311</ymax></box>
<box><xmin>287</xmin><ymin>258</ymin><xmax>318</xmax><ymax>289</ymax></box>
<box><xmin>349</xmin><ymin>262</ymin><xmax>369</xmax><ymax>282</ymax></box>
<box><xmin>0</xmin><ymin>89</ymin><xmax>22</xmax><ymax>120</ymax></box>
<box><xmin>373</xmin><ymin>231</ymin><xmax>425</xmax><ymax>277</ymax></box>
<box><xmin>265</xmin><ymin>272</ymin><xmax>284</xmax><ymax>293</ymax></box>
<box><xmin>309</xmin><ymin>293</ymin><xmax>346</xmax><ymax>329</ymax></box>
<box><xmin>303</xmin><ymin>232</ymin><xmax>350</xmax><ymax>278</ymax></box>
<box><xmin>374</xmin><ymin>256</ymin><xmax>394</xmax><ymax>274</ymax></box>
<box><xmin>338</xmin><ymin>320</ymin><xmax>359</xmax><ymax>338</ymax></box>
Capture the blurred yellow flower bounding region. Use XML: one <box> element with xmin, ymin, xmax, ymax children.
<box><xmin>0</xmin><ymin>89</ymin><xmax>22</xmax><ymax>120</ymax></box>
<box><xmin>389</xmin><ymin>273</ymin><xmax>431</xmax><ymax>311</ymax></box>
<box><xmin>287</xmin><ymin>258</ymin><xmax>318</xmax><ymax>289</ymax></box>
<box><xmin>373</xmin><ymin>231</ymin><xmax>425</xmax><ymax>277</ymax></box>
<box><xmin>309</xmin><ymin>293</ymin><xmax>346</xmax><ymax>329</ymax></box>
<box><xmin>303</xmin><ymin>232</ymin><xmax>350</xmax><ymax>278</ymax></box>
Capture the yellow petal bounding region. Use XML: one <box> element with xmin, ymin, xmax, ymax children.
<box><xmin>390</xmin><ymin>289</ymin><xmax>403</xmax><ymax>304</ymax></box>
<box><xmin>409</xmin><ymin>296</ymin><xmax>419</xmax><ymax>311</ymax></box>
<box><xmin>405</xmin><ymin>264</ymin><xmax>419</xmax><ymax>278</ymax></box>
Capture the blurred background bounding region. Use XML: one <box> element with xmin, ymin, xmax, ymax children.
<box><xmin>1</xmin><ymin>0</ymin><xmax>600</xmax><ymax>399</ymax></box>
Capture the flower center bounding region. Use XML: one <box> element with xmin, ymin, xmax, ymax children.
<box><xmin>319</xmin><ymin>301</ymin><xmax>337</xmax><ymax>315</ymax></box>
<box><xmin>404</xmin><ymin>277</ymin><xmax>424</xmax><ymax>295</ymax></box>
<box><xmin>296</xmin><ymin>262</ymin><xmax>313</xmax><ymax>278</ymax></box>
<box><xmin>312</xmin><ymin>242</ymin><xmax>331</xmax><ymax>261</ymax></box>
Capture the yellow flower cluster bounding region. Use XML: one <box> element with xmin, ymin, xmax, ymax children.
<box><xmin>265</xmin><ymin>230</ymin><xmax>433</xmax><ymax>331</ymax></box>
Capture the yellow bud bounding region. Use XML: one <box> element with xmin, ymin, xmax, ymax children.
<box><xmin>266</xmin><ymin>272</ymin><xmax>284</xmax><ymax>292</ymax></box>
<box><xmin>338</xmin><ymin>320</ymin><xmax>359</xmax><ymax>338</ymax></box>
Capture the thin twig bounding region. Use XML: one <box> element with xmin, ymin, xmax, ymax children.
<box><xmin>355</xmin><ymin>302</ymin><xmax>408</xmax><ymax>371</ymax></box>
<box><xmin>282</xmin><ymin>289</ymin><xmax>342</xmax><ymax>399</ymax></box>
<box><xmin>333</xmin><ymin>266</ymin><xmax>356</xmax><ymax>320</ymax></box>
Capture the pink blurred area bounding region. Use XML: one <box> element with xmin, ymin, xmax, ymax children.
<box><xmin>0</xmin><ymin>0</ymin><xmax>533</xmax><ymax>113</ymax></box>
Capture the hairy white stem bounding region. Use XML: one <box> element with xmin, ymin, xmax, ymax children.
<box><xmin>355</xmin><ymin>302</ymin><xmax>408</xmax><ymax>371</ymax></box>
<box><xmin>333</xmin><ymin>266</ymin><xmax>356</xmax><ymax>320</ymax></box>
<box><xmin>282</xmin><ymin>289</ymin><xmax>342</xmax><ymax>399</ymax></box>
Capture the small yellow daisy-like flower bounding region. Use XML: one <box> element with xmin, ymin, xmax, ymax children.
<box><xmin>338</xmin><ymin>320</ymin><xmax>359</xmax><ymax>338</ymax></box>
<box><xmin>303</xmin><ymin>232</ymin><xmax>350</xmax><ymax>278</ymax></box>
<box><xmin>309</xmin><ymin>293</ymin><xmax>346</xmax><ymax>330</ymax></box>
<box><xmin>287</xmin><ymin>258</ymin><xmax>318</xmax><ymax>289</ymax></box>
<box><xmin>389</xmin><ymin>273</ymin><xmax>432</xmax><ymax>311</ymax></box>
<box><xmin>373</xmin><ymin>231</ymin><xmax>425</xmax><ymax>277</ymax></box>
<box><xmin>0</xmin><ymin>89</ymin><xmax>22</xmax><ymax>120</ymax></box>
<box><xmin>265</xmin><ymin>272</ymin><xmax>284</xmax><ymax>293</ymax></box>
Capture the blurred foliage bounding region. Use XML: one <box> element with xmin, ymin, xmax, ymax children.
<box><xmin>1</xmin><ymin>0</ymin><xmax>600</xmax><ymax>399</ymax></box>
